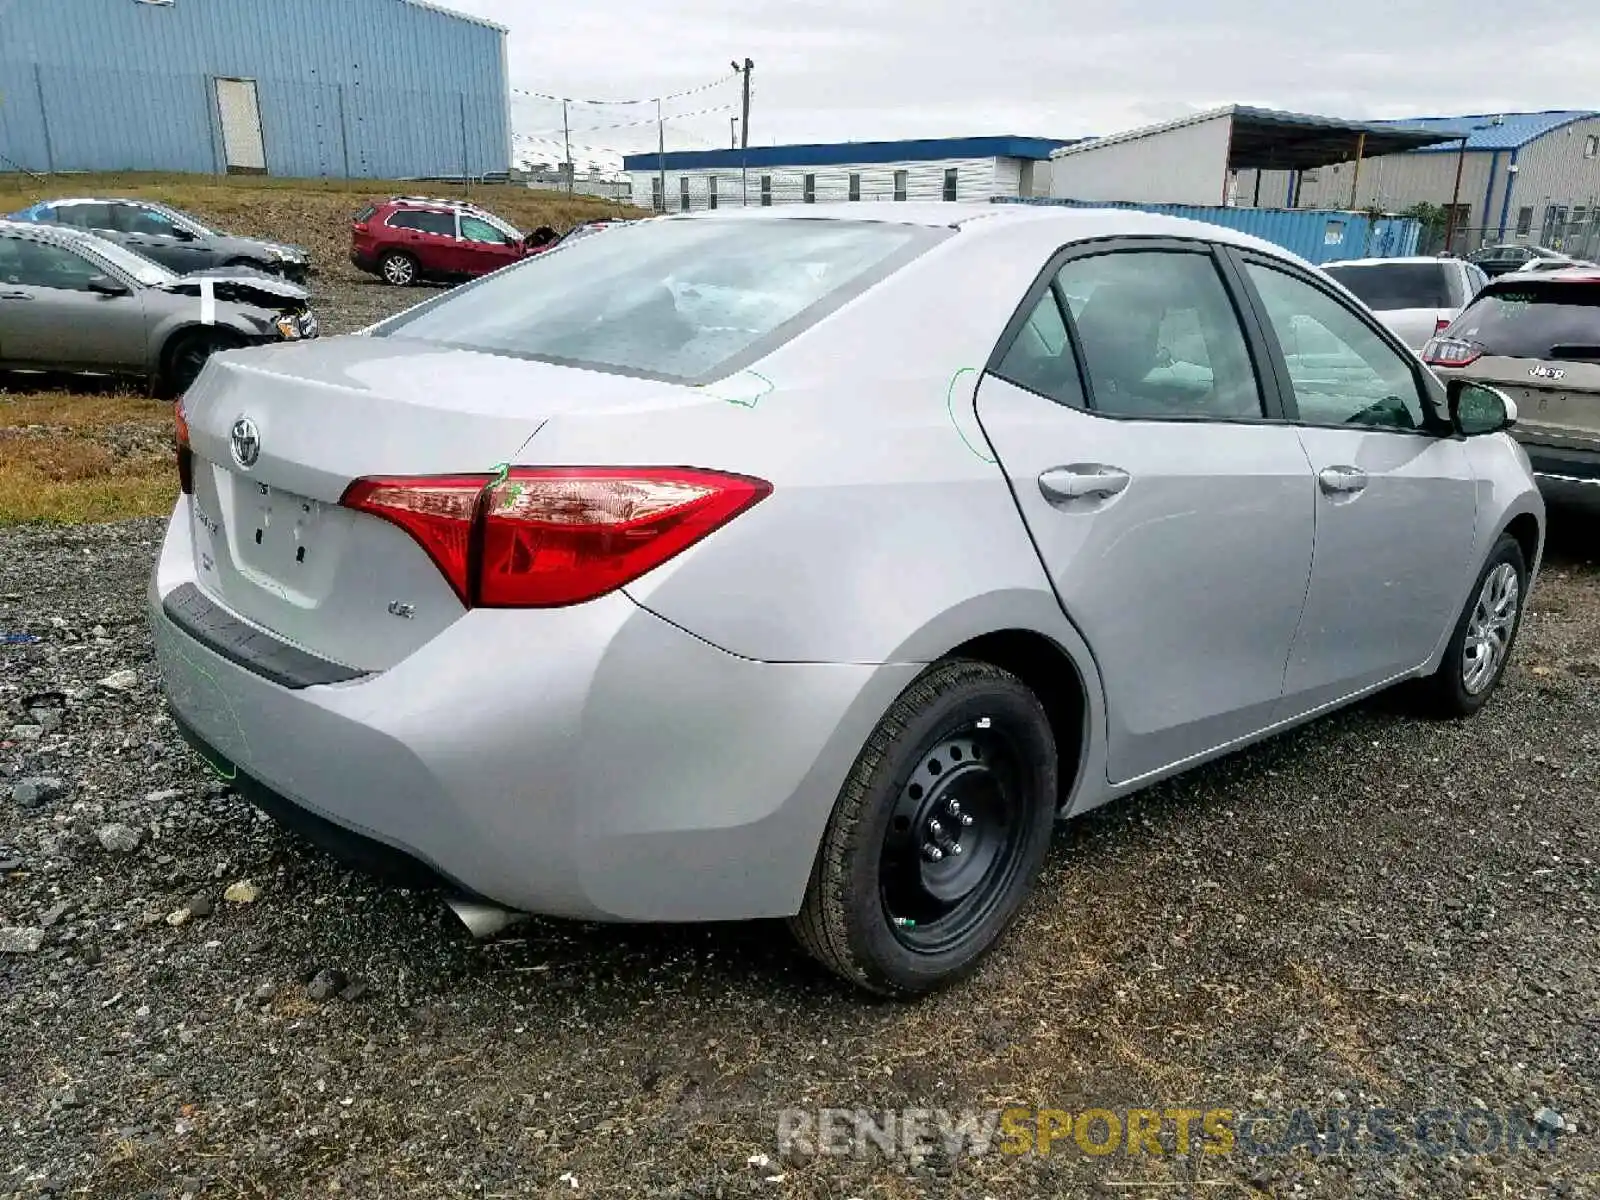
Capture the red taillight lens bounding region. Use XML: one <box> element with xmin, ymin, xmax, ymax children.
<box><xmin>339</xmin><ymin>467</ymin><xmax>771</xmax><ymax>609</ymax></box>
<box><xmin>1435</xmin><ymin>317</ymin><xmax>1452</xmax><ymax>335</ymax></box>
<box><xmin>1422</xmin><ymin>336</ymin><xmax>1483</xmax><ymax>368</ymax></box>
<box><xmin>341</xmin><ymin>475</ymin><xmax>491</xmax><ymax>604</ymax></box>
<box><xmin>174</xmin><ymin>400</ymin><xmax>193</xmax><ymax>495</ymax></box>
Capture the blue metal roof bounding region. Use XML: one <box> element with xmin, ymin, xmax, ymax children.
<box><xmin>1374</xmin><ymin>110</ymin><xmax>1597</xmax><ymax>152</ymax></box>
<box><xmin>621</xmin><ymin>136</ymin><xmax>1078</xmax><ymax>172</ymax></box>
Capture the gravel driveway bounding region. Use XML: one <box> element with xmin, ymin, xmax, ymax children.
<box><xmin>2</xmin><ymin>493</ymin><xmax>1597</xmax><ymax>1193</ymax></box>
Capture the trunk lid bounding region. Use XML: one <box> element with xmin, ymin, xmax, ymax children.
<box><xmin>178</xmin><ymin>336</ymin><xmax>709</xmax><ymax>670</ymax></box>
<box><xmin>1458</xmin><ymin>353</ymin><xmax>1600</xmax><ymax>449</ymax></box>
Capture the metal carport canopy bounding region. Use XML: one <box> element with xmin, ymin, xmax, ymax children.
<box><xmin>1222</xmin><ymin>105</ymin><xmax>1455</xmax><ymax>169</ymax></box>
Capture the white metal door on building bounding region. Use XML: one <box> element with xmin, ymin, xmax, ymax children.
<box><xmin>215</xmin><ymin>78</ymin><xmax>267</xmax><ymax>173</ymax></box>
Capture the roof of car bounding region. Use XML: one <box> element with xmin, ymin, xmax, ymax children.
<box><xmin>1491</xmin><ymin>266</ymin><xmax>1600</xmax><ymax>284</ymax></box>
<box><xmin>655</xmin><ymin>201</ymin><xmax>1302</xmax><ymax>258</ymax></box>
<box><xmin>1324</xmin><ymin>256</ymin><xmax>1455</xmax><ymax>268</ymax></box>
<box><xmin>0</xmin><ymin>217</ymin><xmax>102</xmax><ymax>247</ymax></box>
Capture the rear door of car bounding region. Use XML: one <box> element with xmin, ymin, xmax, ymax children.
<box><xmin>385</xmin><ymin>208</ymin><xmax>457</xmax><ymax>273</ymax></box>
<box><xmin>0</xmin><ymin>233</ymin><xmax>148</xmax><ymax>370</ymax></box>
<box><xmin>974</xmin><ymin>237</ymin><xmax>1316</xmax><ymax>784</ymax></box>
<box><xmin>1441</xmin><ymin>278</ymin><xmax>1600</xmax><ymax>477</ymax></box>
<box><xmin>1226</xmin><ymin>249</ymin><xmax>1478</xmax><ymax>716</ymax></box>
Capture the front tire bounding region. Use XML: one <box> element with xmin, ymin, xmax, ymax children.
<box><xmin>1417</xmin><ymin>533</ymin><xmax>1528</xmax><ymax>717</ymax></box>
<box><xmin>379</xmin><ymin>251</ymin><xmax>418</xmax><ymax>287</ymax></box>
<box><xmin>790</xmin><ymin>659</ymin><xmax>1058</xmax><ymax>998</ymax></box>
<box><xmin>159</xmin><ymin>329</ymin><xmax>243</xmax><ymax>397</ymax></box>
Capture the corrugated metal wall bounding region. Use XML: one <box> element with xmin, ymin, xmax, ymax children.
<box><xmin>996</xmin><ymin>197</ymin><xmax>1422</xmax><ymax>263</ymax></box>
<box><xmin>1048</xmin><ymin>115</ymin><xmax>1234</xmax><ymax>205</ymax></box>
<box><xmin>0</xmin><ymin>0</ymin><xmax>509</xmax><ymax>178</ymax></box>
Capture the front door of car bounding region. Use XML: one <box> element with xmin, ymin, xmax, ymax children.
<box><xmin>975</xmin><ymin>241</ymin><xmax>1316</xmax><ymax>784</ymax></box>
<box><xmin>113</xmin><ymin>203</ymin><xmax>213</xmax><ymax>274</ymax></box>
<box><xmin>1231</xmin><ymin>253</ymin><xmax>1478</xmax><ymax>717</ymax></box>
<box><xmin>0</xmin><ymin>235</ymin><xmax>148</xmax><ymax>370</ymax></box>
<box><xmin>456</xmin><ymin>214</ymin><xmax>525</xmax><ymax>276</ymax></box>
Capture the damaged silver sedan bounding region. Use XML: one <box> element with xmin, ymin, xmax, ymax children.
<box><xmin>0</xmin><ymin>219</ymin><xmax>318</xmax><ymax>396</ymax></box>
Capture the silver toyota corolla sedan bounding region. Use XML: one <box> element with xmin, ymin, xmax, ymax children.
<box><xmin>152</xmin><ymin>204</ymin><xmax>1545</xmax><ymax>998</ymax></box>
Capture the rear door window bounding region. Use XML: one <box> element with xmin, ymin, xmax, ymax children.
<box><xmin>387</xmin><ymin>209</ymin><xmax>455</xmax><ymax>236</ymax></box>
<box><xmin>52</xmin><ymin>203</ymin><xmax>116</xmax><ymax>232</ymax></box>
<box><xmin>373</xmin><ymin>217</ymin><xmax>946</xmax><ymax>383</ymax></box>
<box><xmin>1323</xmin><ymin>263</ymin><xmax>1452</xmax><ymax>310</ymax></box>
<box><xmin>1450</xmin><ymin>283</ymin><xmax>1600</xmax><ymax>362</ymax></box>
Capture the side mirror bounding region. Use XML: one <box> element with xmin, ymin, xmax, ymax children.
<box><xmin>1448</xmin><ymin>379</ymin><xmax>1517</xmax><ymax>436</ymax></box>
<box><xmin>86</xmin><ymin>275</ymin><xmax>130</xmax><ymax>297</ymax></box>
<box><xmin>169</xmin><ymin>226</ymin><xmax>196</xmax><ymax>242</ymax></box>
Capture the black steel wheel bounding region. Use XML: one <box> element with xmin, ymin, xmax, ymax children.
<box><xmin>160</xmin><ymin>329</ymin><xmax>241</xmax><ymax>398</ymax></box>
<box><xmin>790</xmin><ymin>658</ymin><xmax>1058</xmax><ymax>998</ymax></box>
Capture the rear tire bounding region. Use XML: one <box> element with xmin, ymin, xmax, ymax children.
<box><xmin>159</xmin><ymin>329</ymin><xmax>243</xmax><ymax>398</ymax></box>
<box><xmin>379</xmin><ymin>251</ymin><xmax>418</xmax><ymax>287</ymax></box>
<box><xmin>789</xmin><ymin>659</ymin><xmax>1058</xmax><ymax>998</ymax></box>
<box><xmin>1415</xmin><ymin>533</ymin><xmax>1527</xmax><ymax>717</ymax></box>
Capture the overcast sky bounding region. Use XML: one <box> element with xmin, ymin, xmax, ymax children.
<box><xmin>445</xmin><ymin>0</ymin><xmax>1596</xmax><ymax>161</ymax></box>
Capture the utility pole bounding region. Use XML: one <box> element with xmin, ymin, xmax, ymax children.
<box><xmin>731</xmin><ymin>117</ymin><xmax>738</xmax><ymax>149</ymax></box>
<box><xmin>1444</xmin><ymin>134</ymin><xmax>1468</xmax><ymax>253</ymax></box>
<box><xmin>732</xmin><ymin>58</ymin><xmax>752</xmax><ymax>204</ymax></box>
<box><xmin>656</xmin><ymin>98</ymin><xmax>666</xmax><ymax>213</ymax></box>
<box><xmin>562</xmin><ymin>98</ymin><xmax>573</xmax><ymax>195</ymax></box>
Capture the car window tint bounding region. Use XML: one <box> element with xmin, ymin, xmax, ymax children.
<box><xmin>1323</xmin><ymin>262</ymin><xmax>1452</xmax><ymax>310</ymax></box>
<box><xmin>0</xmin><ymin>237</ymin><xmax>102</xmax><ymax>291</ymax></box>
<box><xmin>388</xmin><ymin>210</ymin><xmax>455</xmax><ymax>236</ymax></box>
<box><xmin>1053</xmin><ymin>250</ymin><xmax>1263</xmax><ymax>419</ymax></box>
<box><xmin>116</xmin><ymin>205</ymin><xmax>182</xmax><ymax>236</ymax></box>
<box><xmin>1448</xmin><ymin>283</ymin><xmax>1600</xmax><ymax>360</ymax></box>
<box><xmin>374</xmin><ymin>218</ymin><xmax>943</xmax><ymax>384</ymax></box>
<box><xmin>993</xmin><ymin>291</ymin><xmax>1085</xmax><ymax>406</ymax></box>
<box><xmin>54</xmin><ymin>203</ymin><xmax>116</xmax><ymax>231</ymax></box>
<box><xmin>1245</xmin><ymin>262</ymin><xmax>1426</xmax><ymax>431</ymax></box>
<box><xmin>459</xmin><ymin>215</ymin><xmax>508</xmax><ymax>244</ymax></box>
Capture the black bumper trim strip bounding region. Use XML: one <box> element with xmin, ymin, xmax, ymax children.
<box><xmin>161</xmin><ymin>582</ymin><xmax>370</xmax><ymax>690</ymax></box>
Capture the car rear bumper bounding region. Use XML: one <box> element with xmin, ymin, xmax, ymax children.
<box><xmin>349</xmin><ymin>250</ymin><xmax>379</xmax><ymax>274</ymax></box>
<box><xmin>1518</xmin><ymin>438</ymin><xmax>1600</xmax><ymax>484</ymax></box>
<box><xmin>150</xmin><ymin>502</ymin><xmax>914</xmax><ymax>922</ymax></box>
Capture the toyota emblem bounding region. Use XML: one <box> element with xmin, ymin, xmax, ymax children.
<box><xmin>229</xmin><ymin>417</ymin><xmax>261</xmax><ymax>469</ymax></box>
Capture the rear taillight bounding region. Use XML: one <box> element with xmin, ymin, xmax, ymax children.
<box><xmin>1422</xmin><ymin>336</ymin><xmax>1483</xmax><ymax>368</ymax></box>
<box><xmin>341</xmin><ymin>467</ymin><xmax>771</xmax><ymax>608</ymax></box>
<box><xmin>174</xmin><ymin>400</ymin><xmax>193</xmax><ymax>495</ymax></box>
<box><xmin>1435</xmin><ymin>317</ymin><xmax>1452</xmax><ymax>335</ymax></box>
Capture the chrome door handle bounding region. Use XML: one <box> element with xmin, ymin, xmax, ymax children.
<box><xmin>1039</xmin><ymin>464</ymin><xmax>1132</xmax><ymax>503</ymax></box>
<box><xmin>1318</xmin><ymin>465</ymin><xmax>1368</xmax><ymax>495</ymax></box>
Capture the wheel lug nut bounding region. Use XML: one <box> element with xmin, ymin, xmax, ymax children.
<box><xmin>947</xmin><ymin>799</ymin><xmax>962</xmax><ymax>816</ymax></box>
<box><xmin>928</xmin><ymin>819</ymin><xmax>944</xmax><ymax>837</ymax></box>
<box><xmin>949</xmin><ymin>842</ymin><xmax>963</xmax><ymax>856</ymax></box>
<box><xmin>959</xmin><ymin>813</ymin><xmax>974</xmax><ymax>827</ymax></box>
<box><xmin>922</xmin><ymin>843</ymin><xmax>944</xmax><ymax>862</ymax></box>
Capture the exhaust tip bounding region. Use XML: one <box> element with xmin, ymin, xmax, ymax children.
<box><xmin>445</xmin><ymin>896</ymin><xmax>529</xmax><ymax>939</ymax></box>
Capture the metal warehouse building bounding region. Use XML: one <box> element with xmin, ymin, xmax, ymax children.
<box><xmin>623</xmin><ymin>137</ymin><xmax>1078</xmax><ymax>211</ymax></box>
<box><xmin>1240</xmin><ymin>110</ymin><xmax>1600</xmax><ymax>256</ymax></box>
<box><xmin>0</xmin><ymin>0</ymin><xmax>510</xmax><ymax>180</ymax></box>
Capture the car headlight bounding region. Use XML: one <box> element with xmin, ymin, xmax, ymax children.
<box><xmin>274</xmin><ymin>315</ymin><xmax>303</xmax><ymax>340</ymax></box>
<box><xmin>268</xmin><ymin>246</ymin><xmax>305</xmax><ymax>263</ymax></box>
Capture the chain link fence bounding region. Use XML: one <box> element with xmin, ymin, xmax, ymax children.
<box><xmin>1420</xmin><ymin>212</ymin><xmax>1600</xmax><ymax>261</ymax></box>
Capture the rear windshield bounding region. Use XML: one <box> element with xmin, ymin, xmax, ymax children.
<box><xmin>1448</xmin><ymin>282</ymin><xmax>1600</xmax><ymax>361</ymax></box>
<box><xmin>1324</xmin><ymin>262</ymin><xmax>1452</xmax><ymax>310</ymax></box>
<box><xmin>372</xmin><ymin>217</ymin><xmax>945</xmax><ymax>383</ymax></box>
<box><xmin>354</xmin><ymin>204</ymin><xmax>376</xmax><ymax>223</ymax></box>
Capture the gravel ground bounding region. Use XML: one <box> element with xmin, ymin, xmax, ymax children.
<box><xmin>309</xmin><ymin>276</ymin><xmax>436</xmax><ymax>336</ymax></box>
<box><xmin>2</xmin><ymin>494</ymin><xmax>1598</xmax><ymax>1197</ymax></box>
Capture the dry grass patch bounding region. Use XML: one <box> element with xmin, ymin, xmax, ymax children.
<box><xmin>0</xmin><ymin>386</ymin><xmax>175</xmax><ymax>523</ymax></box>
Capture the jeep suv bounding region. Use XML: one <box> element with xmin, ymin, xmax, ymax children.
<box><xmin>351</xmin><ymin>197</ymin><xmax>532</xmax><ymax>287</ymax></box>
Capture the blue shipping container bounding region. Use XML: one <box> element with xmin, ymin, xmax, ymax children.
<box><xmin>995</xmin><ymin>196</ymin><xmax>1421</xmax><ymax>264</ymax></box>
<box><xmin>0</xmin><ymin>0</ymin><xmax>510</xmax><ymax>179</ymax></box>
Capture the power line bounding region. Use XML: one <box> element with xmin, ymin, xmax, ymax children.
<box><xmin>515</xmin><ymin>102</ymin><xmax>738</xmax><ymax>137</ymax></box>
<box><xmin>510</xmin><ymin>72</ymin><xmax>735</xmax><ymax>107</ymax></box>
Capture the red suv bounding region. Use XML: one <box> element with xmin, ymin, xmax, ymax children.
<box><xmin>351</xmin><ymin>197</ymin><xmax>536</xmax><ymax>287</ymax></box>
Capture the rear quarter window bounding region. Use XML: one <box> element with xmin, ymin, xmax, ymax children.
<box><xmin>1449</xmin><ymin>283</ymin><xmax>1600</xmax><ymax>361</ymax></box>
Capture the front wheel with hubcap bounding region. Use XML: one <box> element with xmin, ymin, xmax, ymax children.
<box><xmin>1416</xmin><ymin>532</ymin><xmax>1529</xmax><ymax>717</ymax></box>
<box><xmin>790</xmin><ymin>659</ymin><xmax>1058</xmax><ymax>998</ymax></box>
<box><xmin>379</xmin><ymin>251</ymin><xmax>417</xmax><ymax>286</ymax></box>
<box><xmin>159</xmin><ymin>329</ymin><xmax>243</xmax><ymax>398</ymax></box>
